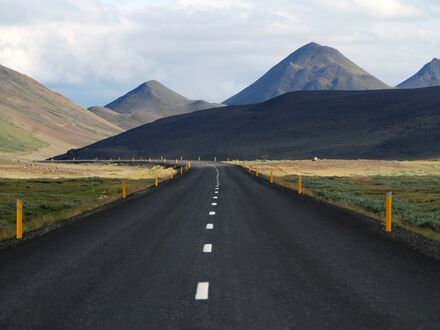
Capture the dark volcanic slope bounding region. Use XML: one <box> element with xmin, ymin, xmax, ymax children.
<box><xmin>398</xmin><ymin>58</ymin><xmax>440</xmax><ymax>89</ymax></box>
<box><xmin>93</xmin><ymin>80</ymin><xmax>222</xmax><ymax>129</ymax></box>
<box><xmin>60</xmin><ymin>87</ymin><xmax>440</xmax><ymax>160</ymax></box>
<box><xmin>224</xmin><ymin>42</ymin><xmax>390</xmax><ymax>105</ymax></box>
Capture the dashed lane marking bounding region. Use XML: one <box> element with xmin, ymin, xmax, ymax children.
<box><xmin>209</xmin><ymin>211</ymin><xmax>216</xmax><ymax>215</ymax></box>
<box><xmin>206</xmin><ymin>224</ymin><xmax>214</xmax><ymax>229</ymax></box>
<box><xmin>211</xmin><ymin>202</ymin><xmax>217</xmax><ymax>206</ymax></box>
<box><xmin>203</xmin><ymin>244</ymin><xmax>213</xmax><ymax>253</ymax></box>
<box><xmin>195</xmin><ymin>282</ymin><xmax>209</xmax><ymax>300</ymax></box>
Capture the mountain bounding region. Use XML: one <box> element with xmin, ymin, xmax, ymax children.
<box><xmin>0</xmin><ymin>64</ymin><xmax>122</xmax><ymax>159</ymax></box>
<box><xmin>57</xmin><ymin>87</ymin><xmax>440</xmax><ymax>161</ymax></box>
<box><xmin>224</xmin><ymin>42</ymin><xmax>390</xmax><ymax>105</ymax></box>
<box><xmin>397</xmin><ymin>58</ymin><xmax>440</xmax><ymax>89</ymax></box>
<box><xmin>90</xmin><ymin>80</ymin><xmax>223</xmax><ymax>129</ymax></box>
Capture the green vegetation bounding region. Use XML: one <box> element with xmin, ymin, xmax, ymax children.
<box><xmin>0</xmin><ymin>115</ymin><xmax>47</xmax><ymax>153</ymax></box>
<box><xmin>276</xmin><ymin>175</ymin><xmax>440</xmax><ymax>237</ymax></box>
<box><xmin>0</xmin><ymin>178</ymin><xmax>153</xmax><ymax>240</ymax></box>
<box><xmin>240</xmin><ymin>160</ymin><xmax>440</xmax><ymax>239</ymax></box>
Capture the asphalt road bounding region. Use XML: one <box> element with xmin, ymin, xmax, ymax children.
<box><xmin>0</xmin><ymin>163</ymin><xmax>439</xmax><ymax>329</ymax></box>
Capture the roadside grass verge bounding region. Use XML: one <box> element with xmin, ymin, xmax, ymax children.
<box><xmin>0</xmin><ymin>162</ymin><xmax>177</xmax><ymax>241</ymax></box>
<box><xmin>238</xmin><ymin>160</ymin><xmax>440</xmax><ymax>240</ymax></box>
<box><xmin>0</xmin><ymin>178</ymin><xmax>156</xmax><ymax>240</ymax></box>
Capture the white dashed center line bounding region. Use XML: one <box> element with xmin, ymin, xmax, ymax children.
<box><xmin>206</xmin><ymin>223</ymin><xmax>214</xmax><ymax>229</ymax></box>
<box><xmin>215</xmin><ymin>191</ymin><xmax>219</xmax><ymax>194</ymax></box>
<box><xmin>195</xmin><ymin>282</ymin><xmax>209</xmax><ymax>300</ymax></box>
<box><xmin>203</xmin><ymin>244</ymin><xmax>213</xmax><ymax>253</ymax></box>
<box><xmin>213</xmin><ymin>196</ymin><xmax>218</xmax><ymax>199</ymax></box>
<box><xmin>209</xmin><ymin>211</ymin><xmax>216</xmax><ymax>215</ymax></box>
<box><xmin>211</xmin><ymin>202</ymin><xmax>217</xmax><ymax>206</ymax></box>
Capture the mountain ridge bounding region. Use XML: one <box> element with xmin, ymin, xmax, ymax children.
<box><xmin>397</xmin><ymin>58</ymin><xmax>440</xmax><ymax>89</ymax></box>
<box><xmin>89</xmin><ymin>80</ymin><xmax>223</xmax><ymax>129</ymax></box>
<box><xmin>57</xmin><ymin>86</ymin><xmax>440</xmax><ymax>161</ymax></box>
<box><xmin>0</xmin><ymin>64</ymin><xmax>122</xmax><ymax>159</ymax></box>
<box><xmin>224</xmin><ymin>42</ymin><xmax>390</xmax><ymax>105</ymax></box>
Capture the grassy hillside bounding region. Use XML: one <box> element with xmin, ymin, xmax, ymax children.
<box><xmin>0</xmin><ymin>114</ymin><xmax>47</xmax><ymax>153</ymax></box>
<box><xmin>61</xmin><ymin>87</ymin><xmax>440</xmax><ymax>161</ymax></box>
<box><xmin>0</xmin><ymin>64</ymin><xmax>122</xmax><ymax>159</ymax></box>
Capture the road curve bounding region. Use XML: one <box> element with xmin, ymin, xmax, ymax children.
<box><xmin>0</xmin><ymin>163</ymin><xmax>439</xmax><ymax>329</ymax></box>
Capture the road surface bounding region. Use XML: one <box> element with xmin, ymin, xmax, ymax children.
<box><xmin>0</xmin><ymin>163</ymin><xmax>439</xmax><ymax>329</ymax></box>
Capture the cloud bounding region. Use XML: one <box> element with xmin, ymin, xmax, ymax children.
<box><xmin>320</xmin><ymin>0</ymin><xmax>421</xmax><ymax>18</ymax></box>
<box><xmin>0</xmin><ymin>0</ymin><xmax>438</xmax><ymax>107</ymax></box>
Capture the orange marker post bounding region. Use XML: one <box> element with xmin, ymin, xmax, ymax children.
<box><xmin>270</xmin><ymin>171</ymin><xmax>273</xmax><ymax>184</ymax></box>
<box><xmin>16</xmin><ymin>199</ymin><xmax>23</xmax><ymax>240</ymax></box>
<box><xmin>122</xmin><ymin>180</ymin><xmax>127</xmax><ymax>199</ymax></box>
<box><xmin>386</xmin><ymin>192</ymin><xmax>392</xmax><ymax>232</ymax></box>
<box><xmin>297</xmin><ymin>176</ymin><xmax>302</xmax><ymax>194</ymax></box>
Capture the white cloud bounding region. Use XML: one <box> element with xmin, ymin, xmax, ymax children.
<box><xmin>0</xmin><ymin>0</ymin><xmax>439</xmax><ymax>107</ymax></box>
<box><xmin>319</xmin><ymin>0</ymin><xmax>420</xmax><ymax>18</ymax></box>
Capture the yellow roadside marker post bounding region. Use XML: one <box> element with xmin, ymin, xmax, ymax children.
<box><xmin>270</xmin><ymin>171</ymin><xmax>273</xmax><ymax>184</ymax></box>
<box><xmin>188</xmin><ymin>161</ymin><xmax>191</xmax><ymax>169</ymax></box>
<box><xmin>386</xmin><ymin>192</ymin><xmax>392</xmax><ymax>232</ymax></box>
<box><xmin>16</xmin><ymin>199</ymin><xmax>23</xmax><ymax>240</ymax></box>
<box><xmin>176</xmin><ymin>159</ymin><xmax>178</xmax><ymax>164</ymax></box>
<box><xmin>122</xmin><ymin>180</ymin><xmax>127</xmax><ymax>199</ymax></box>
<box><xmin>297</xmin><ymin>176</ymin><xmax>302</xmax><ymax>194</ymax></box>
<box><xmin>256</xmin><ymin>169</ymin><xmax>259</xmax><ymax>177</ymax></box>
<box><xmin>181</xmin><ymin>166</ymin><xmax>183</xmax><ymax>175</ymax></box>
<box><xmin>155</xmin><ymin>176</ymin><xmax>159</xmax><ymax>187</ymax></box>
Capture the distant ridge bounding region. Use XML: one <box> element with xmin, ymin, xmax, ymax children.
<box><xmin>224</xmin><ymin>42</ymin><xmax>390</xmax><ymax>105</ymax></box>
<box><xmin>90</xmin><ymin>80</ymin><xmax>223</xmax><ymax>129</ymax></box>
<box><xmin>397</xmin><ymin>58</ymin><xmax>440</xmax><ymax>89</ymax></box>
<box><xmin>0</xmin><ymin>64</ymin><xmax>122</xmax><ymax>159</ymax></box>
<box><xmin>58</xmin><ymin>87</ymin><xmax>440</xmax><ymax>161</ymax></box>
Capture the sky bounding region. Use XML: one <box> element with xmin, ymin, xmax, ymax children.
<box><xmin>0</xmin><ymin>0</ymin><xmax>439</xmax><ymax>107</ymax></box>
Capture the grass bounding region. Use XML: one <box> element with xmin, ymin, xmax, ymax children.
<box><xmin>0</xmin><ymin>161</ymin><xmax>175</xmax><ymax>240</ymax></box>
<box><xmin>0</xmin><ymin>114</ymin><xmax>48</xmax><ymax>153</ymax></box>
<box><xmin>237</xmin><ymin>160</ymin><xmax>440</xmax><ymax>240</ymax></box>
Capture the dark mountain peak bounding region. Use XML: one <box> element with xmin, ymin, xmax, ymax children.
<box><xmin>132</xmin><ymin>80</ymin><xmax>178</xmax><ymax>97</ymax></box>
<box><xmin>139</xmin><ymin>80</ymin><xmax>165</xmax><ymax>89</ymax></box>
<box><xmin>397</xmin><ymin>58</ymin><xmax>440</xmax><ymax>89</ymax></box>
<box><xmin>97</xmin><ymin>80</ymin><xmax>220</xmax><ymax>129</ymax></box>
<box><xmin>224</xmin><ymin>42</ymin><xmax>390</xmax><ymax>105</ymax></box>
<box><xmin>299</xmin><ymin>41</ymin><xmax>322</xmax><ymax>50</ymax></box>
